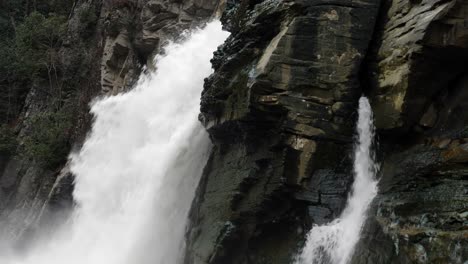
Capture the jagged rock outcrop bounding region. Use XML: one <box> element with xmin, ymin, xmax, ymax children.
<box><xmin>369</xmin><ymin>0</ymin><xmax>468</xmax><ymax>132</ymax></box>
<box><xmin>353</xmin><ymin>138</ymin><xmax>468</xmax><ymax>263</ymax></box>
<box><xmin>353</xmin><ymin>0</ymin><xmax>468</xmax><ymax>263</ymax></box>
<box><xmin>101</xmin><ymin>0</ymin><xmax>224</xmax><ymax>94</ymax></box>
<box><xmin>186</xmin><ymin>0</ymin><xmax>381</xmax><ymax>263</ymax></box>
<box><xmin>187</xmin><ymin>0</ymin><xmax>468</xmax><ymax>263</ymax></box>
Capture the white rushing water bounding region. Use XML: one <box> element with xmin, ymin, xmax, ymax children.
<box><xmin>0</xmin><ymin>20</ymin><xmax>229</xmax><ymax>264</ymax></box>
<box><xmin>296</xmin><ymin>97</ymin><xmax>379</xmax><ymax>264</ymax></box>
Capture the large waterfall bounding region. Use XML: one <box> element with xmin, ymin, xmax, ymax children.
<box><xmin>296</xmin><ymin>97</ymin><xmax>379</xmax><ymax>264</ymax></box>
<box><xmin>0</xmin><ymin>21</ymin><xmax>229</xmax><ymax>264</ymax></box>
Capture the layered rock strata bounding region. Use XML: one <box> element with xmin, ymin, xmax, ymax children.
<box><xmin>354</xmin><ymin>0</ymin><xmax>468</xmax><ymax>262</ymax></box>
<box><xmin>186</xmin><ymin>0</ymin><xmax>381</xmax><ymax>263</ymax></box>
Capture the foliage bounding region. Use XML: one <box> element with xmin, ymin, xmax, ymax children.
<box><xmin>0</xmin><ymin>11</ymin><xmax>68</xmax><ymax>123</ymax></box>
<box><xmin>0</xmin><ymin>0</ymin><xmax>83</xmax><ymax>170</ymax></box>
<box><xmin>79</xmin><ymin>4</ymin><xmax>98</xmax><ymax>35</ymax></box>
<box><xmin>14</xmin><ymin>12</ymin><xmax>67</xmax><ymax>81</ymax></box>
<box><xmin>0</xmin><ymin>0</ymin><xmax>24</xmax><ymax>121</ymax></box>
<box><xmin>0</xmin><ymin>0</ymin><xmax>25</xmax><ymax>32</ymax></box>
<box><xmin>0</xmin><ymin>0</ymin><xmax>73</xmax><ymax>123</ymax></box>
<box><xmin>36</xmin><ymin>0</ymin><xmax>75</xmax><ymax>16</ymax></box>
<box><xmin>0</xmin><ymin>125</ymin><xmax>17</xmax><ymax>155</ymax></box>
<box><xmin>103</xmin><ymin>0</ymin><xmax>139</xmax><ymax>9</ymax></box>
<box><xmin>22</xmin><ymin>110</ymin><xmax>72</xmax><ymax>168</ymax></box>
<box><xmin>0</xmin><ymin>34</ymin><xmax>27</xmax><ymax>123</ymax></box>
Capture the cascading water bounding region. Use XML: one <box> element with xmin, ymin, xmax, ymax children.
<box><xmin>0</xmin><ymin>20</ymin><xmax>229</xmax><ymax>264</ymax></box>
<box><xmin>296</xmin><ymin>97</ymin><xmax>379</xmax><ymax>264</ymax></box>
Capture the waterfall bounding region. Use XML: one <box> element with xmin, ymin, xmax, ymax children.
<box><xmin>296</xmin><ymin>97</ymin><xmax>379</xmax><ymax>264</ymax></box>
<box><xmin>0</xmin><ymin>20</ymin><xmax>229</xmax><ymax>264</ymax></box>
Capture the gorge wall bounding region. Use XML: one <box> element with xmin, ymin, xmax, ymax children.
<box><xmin>0</xmin><ymin>0</ymin><xmax>467</xmax><ymax>263</ymax></box>
<box><xmin>186</xmin><ymin>0</ymin><xmax>381</xmax><ymax>263</ymax></box>
<box><xmin>354</xmin><ymin>0</ymin><xmax>468</xmax><ymax>263</ymax></box>
<box><xmin>186</xmin><ymin>0</ymin><xmax>468</xmax><ymax>263</ymax></box>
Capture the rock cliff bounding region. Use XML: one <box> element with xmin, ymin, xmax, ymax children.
<box><xmin>354</xmin><ymin>0</ymin><xmax>468</xmax><ymax>263</ymax></box>
<box><xmin>186</xmin><ymin>0</ymin><xmax>381</xmax><ymax>263</ymax></box>
<box><xmin>0</xmin><ymin>0</ymin><xmax>467</xmax><ymax>263</ymax></box>
<box><xmin>187</xmin><ymin>0</ymin><xmax>468</xmax><ymax>263</ymax></box>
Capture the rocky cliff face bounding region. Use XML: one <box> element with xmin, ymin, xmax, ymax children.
<box><xmin>186</xmin><ymin>0</ymin><xmax>381</xmax><ymax>263</ymax></box>
<box><xmin>354</xmin><ymin>0</ymin><xmax>468</xmax><ymax>263</ymax></box>
<box><xmin>0</xmin><ymin>0</ymin><xmax>467</xmax><ymax>263</ymax></box>
<box><xmin>186</xmin><ymin>0</ymin><xmax>468</xmax><ymax>263</ymax></box>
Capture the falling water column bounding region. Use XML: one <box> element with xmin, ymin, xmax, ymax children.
<box><xmin>296</xmin><ymin>97</ymin><xmax>379</xmax><ymax>264</ymax></box>
<box><xmin>0</xmin><ymin>21</ymin><xmax>229</xmax><ymax>264</ymax></box>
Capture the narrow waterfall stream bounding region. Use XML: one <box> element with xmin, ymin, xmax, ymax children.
<box><xmin>0</xmin><ymin>21</ymin><xmax>229</xmax><ymax>264</ymax></box>
<box><xmin>296</xmin><ymin>97</ymin><xmax>379</xmax><ymax>264</ymax></box>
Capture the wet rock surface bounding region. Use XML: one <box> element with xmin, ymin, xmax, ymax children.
<box><xmin>186</xmin><ymin>0</ymin><xmax>381</xmax><ymax>263</ymax></box>
<box><xmin>0</xmin><ymin>0</ymin><xmax>467</xmax><ymax>263</ymax></box>
<box><xmin>188</xmin><ymin>0</ymin><xmax>468</xmax><ymax>263</ymax></box>
<box><xmin>353</xmin><ymin>0</ymin><xmax>468</xmax><ymax>263</ymax></box>
<box><xmin>369</xmin><ymin>0</ymin><xmax>468</xmax><ymax>132</ymax></box>
<box><xmin>353</xmin><ymin>139</ymin><xmax>468</xmax><ymax>263</ymax></box>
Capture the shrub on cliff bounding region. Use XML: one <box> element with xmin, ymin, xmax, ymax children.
<box><xmin>14</xmin><ymin>12</ymin><xmax>67</xmax><ymax>82</ymax></box>
<box><xmin>0</xmin><ymin>38</ymin><xmax>24</xmax><ymax>123</ymax></box>
<box><xmin>79</xmin><ymin>4</ymin><xmax>98</xmax><ymax>37</ymax></box>
<box><xmin>22</xmin><ymin>110</ymin><xmax>72</xmax><ymax>168</ymax></box>
<box><xmin>35</xmin><ymin>0</ymin><xmax>74</xmax><ymax>16</ymax></box>
<box><xmin>0</xmin><ymin>1</ymin><xmax>75</xmax><ymax>162</ymax></box>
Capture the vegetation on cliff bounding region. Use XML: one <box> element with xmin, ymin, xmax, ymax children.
<box><xmin>0</xmin><ymin>1</ymin><xmax>72</xmax><ymax>122</ymax></box>
<box><xmin>22</xmin><ymin>110</ymin><xmax>73</xmax><ymax>168</ymax></box>
<box><xmin>0</xmin><ymin>0</ymin><xmax>76</xmax><ymax>166</ymax></box>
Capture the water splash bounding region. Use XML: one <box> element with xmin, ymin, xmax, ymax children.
<box><xmin>296</xmin><ymin>97</ymin><xmax>379</xmax><ymax>264</ymax></box>
<box><xmin>0</xmin><ymin>20</ymin><xmax>229</xmax><ymax>264</ymax></box>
